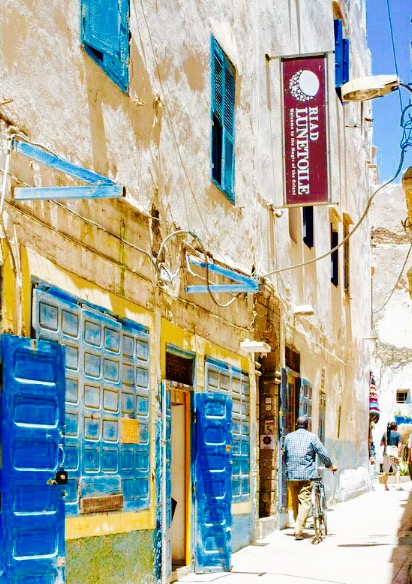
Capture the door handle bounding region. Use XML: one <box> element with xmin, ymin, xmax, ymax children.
<box><xmin>47</xmin><ymin>470</ymin><xmax>68</xmax><ymax>486</ymax></box>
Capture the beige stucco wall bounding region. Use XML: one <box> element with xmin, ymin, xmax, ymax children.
<box><xmin>0</xmin><ymin>0</ymin><xmax>373</xmax><ymax>527</ymax></box>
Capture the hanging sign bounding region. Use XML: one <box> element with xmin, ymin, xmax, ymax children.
<box><xmin>282</xmin><ymin>55</ymin><xmax>329</xmax><ymax>206</ymax></box>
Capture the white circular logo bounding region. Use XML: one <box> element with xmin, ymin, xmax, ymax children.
<box><xmin>289</xmin><ymin>70</ymin><xmax>320</xmax><ymax>102</ymax></box>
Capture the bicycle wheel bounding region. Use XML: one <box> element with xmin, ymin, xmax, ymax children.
<box><xmin>319</xmin><ymin>490</ymin><xmax>328</xmax><ymax>536</ymax></box>
<box><xmin>311</xmin><ymin>489</ymin><xmax>322</xmax><ymax>544</ymax></box>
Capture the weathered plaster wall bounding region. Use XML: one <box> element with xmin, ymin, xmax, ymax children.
<box><xmin>370</xmin><ymin>184</ymin><xmax>412</xmax><ymax>456</ymax></box>
<box><xmin>67</xmin><ymin>531</ymin><xmax>154</xmax><ymax>584</ymax></box>
<box><xmin>0</xmin><ymin>0</ymin><xmax>374</xmax><ymax>575</ymax></box>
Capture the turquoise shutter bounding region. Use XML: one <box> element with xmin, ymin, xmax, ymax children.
<box><xmin>211</xmin><ymin>38</ymin><xmax>235</xmax><ymax>202</ymax></box>
<box><xmin>81</xmin><ymin>0</ymin><xmax>130</xmax><ymax>92</ymax></box>
<box><xmin>212</xmin><ymin>44</ymin><xmax>224</xmax><ymax>185</ymax></box>
<box><xmin>223</xmin><ymin>65</ymin><xmax>235</xmax><ymax>200</ymax></box>
<box><xmin>212</xmin><ymin>46</ymin><xmax>224</xmax><ymax>124</ymax></box>
<box><xmin>82</xmin><ymin>0</ymin><xmax>120</xmax><ymax>58</ymax></box>
<box><xmin>334</xmin><ymin>19</ymin><xmax>343</xmax><ymax>88</ymax></box>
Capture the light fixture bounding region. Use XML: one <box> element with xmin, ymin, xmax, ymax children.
<box><xmin>341</xmin><ymin>75</ymin><xmax>400</xmax><ymax>102</ymax></box>
<box><xmin>293</xmin><ymin>304</ymin><xmax>315</xmax><ymax>316</ymax></box>
<box><xmin>239</xmin><ymin>339</ymin><xmax>271</xmax><ymax>354</ymax></box>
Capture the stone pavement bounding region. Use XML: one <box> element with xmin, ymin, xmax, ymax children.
<box><xmin>178</xmin><ymin>479</ymin><xmax>412</xmax><ymax>584</ymax></box>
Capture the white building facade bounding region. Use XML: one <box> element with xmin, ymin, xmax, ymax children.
<box><xmin>0</xmin><ymin>0</ymin><xmax>374</xmax><ymax>581</ymax></box>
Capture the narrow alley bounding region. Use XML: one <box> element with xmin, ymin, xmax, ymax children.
<box><xmin>178</xmin><ymin>480</ymin><xmax>412</xmax><ymax>584</ymax></box>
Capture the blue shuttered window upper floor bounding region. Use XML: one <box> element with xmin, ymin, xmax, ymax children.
<box><xmin>334</xmin><ymin>19</ymin><xmax>350</xmax><ymax>90</ymax></box>
<box><xmin>211</xmin><ymin>38</ymin><xmax>235</xmax><ymax>203</ymax></box>
<box><xmin>81</xmin><ymin>0</ymin><xmax>130</xmax><ymax>92</ymax></box>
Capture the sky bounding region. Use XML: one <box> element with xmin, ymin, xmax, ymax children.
<box><xmin>366</xmin><ymin>0</ymin><xmax>412</xmax><ymax>183</ymax></box>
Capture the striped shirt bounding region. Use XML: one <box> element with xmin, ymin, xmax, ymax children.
<box><xmin>284</xmin><ymin>428</ymin><xmax>333</xmax><ymax>481</ymax></box>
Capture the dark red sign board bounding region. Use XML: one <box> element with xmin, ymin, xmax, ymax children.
<box><xmin>282</xmin><ymin>55</ymin><xmax>329</xmax><ymax>205</ymax></box>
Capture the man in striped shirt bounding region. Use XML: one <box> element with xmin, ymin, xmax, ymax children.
<box><xmin>283</xmin><ymin>416</ymin><xmax>337</xmax><ymax>540</ymax></box>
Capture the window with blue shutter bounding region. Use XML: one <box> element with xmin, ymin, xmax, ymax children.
<box><xmin>211</xmin><ymin>38</ymin><xmax>235</xmax><ymax>203</ymax></box>
<box><xmin>81</xmin><ymin>0</ymin><xmax>130</xmax><ymax>92</ymax></box>
<box><xmin>334</xmin><ymin>19</ymin><xmax>350</xmax><ymax>92</ymax></box>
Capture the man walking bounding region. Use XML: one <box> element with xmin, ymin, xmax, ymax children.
<box><xmin>283</xmin><ymin>416</ymin><xmax>337</xmax><ymax>540</ymax></box>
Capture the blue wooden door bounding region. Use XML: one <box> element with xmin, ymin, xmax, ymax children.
<box><xmin>0</xmin><ymin>335</ymin><xmax>66</xmax><ymax>584</ymax></box>
<box><xmin>278</xmin><ymin>368</ymin><xmax>289</xmax><ymax>512</ymax></box>
<box><xmin>165</xmin><ymin>386</ymin><xmax>172</xmax><ymax>580</ymax></box>
<box><xmin>195</xmin><ymin>392</ymin><xmax>232</xmax><ymax>573</ymax></box>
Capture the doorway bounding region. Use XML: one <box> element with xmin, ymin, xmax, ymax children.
<box><xmin>170</xmin><ymin>387</ymin><xmax>191</xmax><ymax>569</ymax></box>
<box><xmin>165</xmin><ymin>347</ymin><xmax>194</xmax><ymax>572</ymax></box>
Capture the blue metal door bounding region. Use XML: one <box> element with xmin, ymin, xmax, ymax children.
<box><xmin>0</xmin><ymin>335</ymin><xmax>66</xmax><ymax>584</ymax></box>
<box><xmin>195</xmin><ymin>392</ymin><xmax>232</xmax><ymax>573</ymax></box>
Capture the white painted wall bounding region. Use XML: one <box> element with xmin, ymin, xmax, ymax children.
<box><xmin>370</xmin><ymin>184</ymin><xmax>412</xmax><ymax>459</ymax></box>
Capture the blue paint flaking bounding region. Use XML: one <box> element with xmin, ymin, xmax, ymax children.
<box><xmin>14</xmin><ymin>185</ymin><xmax>124</xmax><ymax>200</ymax></box>
<box><xmin>13</xmin><ymin>140</ymin><xmax>114</xmax><ymax>185</ymax></box>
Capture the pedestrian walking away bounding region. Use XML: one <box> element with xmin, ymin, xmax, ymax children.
<box><xmin>283</xmin><ymin>415</ymin><xmax>337</xmax><ymax>541</ymax></box>
<box><xmin>381</xmin><ymin>421</ymin><xmax>403</xmax><ymax>491</ymax></box>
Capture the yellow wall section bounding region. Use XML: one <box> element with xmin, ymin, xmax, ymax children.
<box><xmin>66</xmin><ymin>509</ymin><xmax>155</xmax><ymax>540</ymax></box>
<box><xmin>22</xmin><ymin>246</ymin><xmax>153</xmax><ymax>329</ymax></box>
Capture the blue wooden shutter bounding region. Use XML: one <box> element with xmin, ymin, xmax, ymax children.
<box><xmin>223</xmin><ymin>65</ymin><xmax>235</xmax><ymax>200</ymax></box>
<box><xmin>342</xmin><ymin>38</ymin><xmax>350</xmax><ymax>85</ymax></box>
<box><xmin>212</xmin><ymin>42</ymin><xmax>224</xmax><ymax>186</ymax></box>
<box><xmin>211</xmin><ymin>38</ymin><xmax>235</xmax><ymax>202</ymax></box>
<box><xmin>81</xmin><ymin>0</ymin><xmax>130</xmax><ymax>91</ymax></box>
<box><xmin>212</xmin><ymin>43</ymin><xmax>224</xmax><ymax>124</ymax></box>
<box><xmin>82</xmin><ymin>0</ymin><xmax>120</xmax><ymax>57</ymax></box>
<box><xmin>334</xmin><ymin>19</ymin><xmax>343</xmax><ymax>88</ymax></box>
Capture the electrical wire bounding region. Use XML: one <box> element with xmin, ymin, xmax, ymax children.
<box><xmin>3</xmin><ymin>132</ymin><xmax>242</xmax><ymax>307</ymax></box>
<box><xmin>135</xmin><ymin>0</ymin><xmax>227</xmax><ymax>262</ymax></box>
<box><xmin>373</xmin><ymin>242</ymin><xmax>412</xmax><ymax>314</ymax></box>
<box><xmin>155</xmin><ymin>229</ymin><xmax>240</xmax><ymax>307</ymax></box>
<box><xmin>386</xmin><ymin>0</ymin><xmax>403</xmax><ymax>112</ymax></box>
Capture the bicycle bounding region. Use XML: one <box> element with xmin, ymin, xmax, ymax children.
<box><xmin>310</xmin><ymin>475</ymin><xmax>328</xmax><ymax>544</ymax></box>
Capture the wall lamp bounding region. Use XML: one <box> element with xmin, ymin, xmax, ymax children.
<box><xmin>293</xmin><ymin>304</ymin><xmax>315</xmax><ymax>316</ymax></box>
<box><xmin>240</xmin><ymin>339</ymin><xmax>271</xmax><ymax>355</ymax></box>
<box><xmin>341</xmin><ymin>75</ymin><xmax>412</xmax><ymax>102</ymax></box>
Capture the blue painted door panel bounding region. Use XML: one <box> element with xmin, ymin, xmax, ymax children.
<box><xmin>195</xmin><ymin>392</ymin><xmax>232</xmax><ymax>573</ymax></box>
<box><xmin>165</xmin><ymin>388</ymin><xmax>172</xmax><ymax>579</ymax></box>
<box><xmin>1</xmin><ymin>335</ymin><xmax>66</xmax><ymax>583</ymax></box>
<box><xmin>33</xmin><ymin>287</ymin><xmax>152</xmax><ymax>516</ymax></box>
<box><xmin>278</xmin><ymin>368</ymin><xmax>289</xmax><ymax>512</ymax></box>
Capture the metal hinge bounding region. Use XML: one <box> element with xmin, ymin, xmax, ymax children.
<box><xmin>192</xmin><ymin>482</ymin><xmax>196</xmax><ymax>496</ymax></box>
<box><xmin>193</xmin><ymin>411</ymin><xmax>197</xmax><ymax>424</ymax></box>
